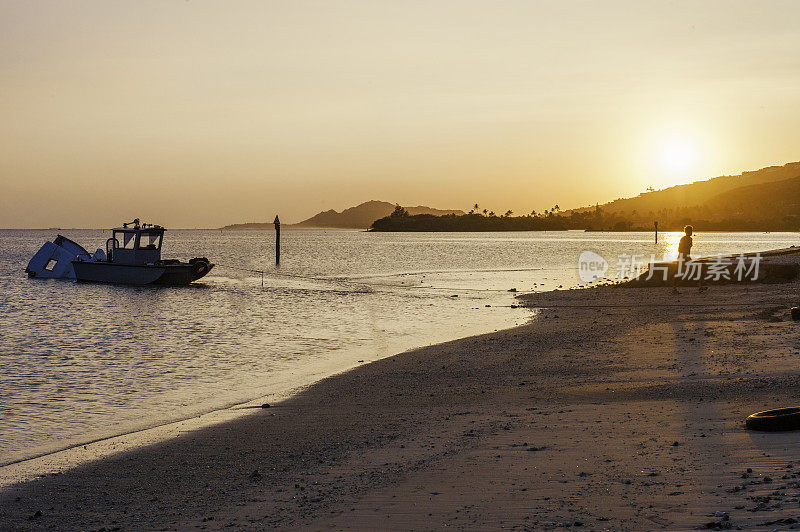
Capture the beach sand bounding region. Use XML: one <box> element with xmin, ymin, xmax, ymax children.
<box><xmin>3</xmin><ymin>282</ymin><xmax>800</xmax><ymax>530</ymax></box>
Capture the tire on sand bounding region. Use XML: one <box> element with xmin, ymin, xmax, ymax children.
<box><xmin>745</xmin><ymin>407</ymin><xmax>800</xmax><ymax>431</ymax></box>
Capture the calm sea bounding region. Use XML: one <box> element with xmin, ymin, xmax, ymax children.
<box><xmin>0</xmin><ymin>229</ymin><xmax>797</xmax><ymax>466</ymax></box>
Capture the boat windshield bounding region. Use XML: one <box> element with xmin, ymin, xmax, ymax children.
<box><xmin>114</xmin><ymin>231</ymin><xmax>136</xmax><ymax>249</ymax></box>
<box><xmin>138</xmin><ymin>232</ymin><xmax>162</xmax><ymax>250</ymax></box>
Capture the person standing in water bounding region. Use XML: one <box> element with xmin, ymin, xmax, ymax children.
<box><xmin>673</xmin><ymin>225</ymin><xmax>706</xmax><ymax>293</ymax></box>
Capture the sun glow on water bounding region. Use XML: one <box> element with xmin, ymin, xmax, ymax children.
<box><xmin>661</xmin><ymin>232</ymin><xmax>683</xmax><ymax>262</ymax></box>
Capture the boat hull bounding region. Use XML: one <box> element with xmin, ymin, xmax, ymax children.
<box><xmin>71</xmin><ymin>261</ymin><xmax>213</xmax><ymax>286</ymax></box>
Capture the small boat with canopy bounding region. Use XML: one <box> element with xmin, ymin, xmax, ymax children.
<box><xmin>26</xmin><ymin>219</ymin><xmax>213</xmax><ymax>286</ymax></box>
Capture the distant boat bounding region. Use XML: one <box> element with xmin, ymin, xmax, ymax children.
<box><xmin>26</xmin><ymin>219</ymin><xmax>213</xmax><ymax>286</ymax></box>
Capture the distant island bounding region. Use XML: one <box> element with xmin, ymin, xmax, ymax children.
<box><xmin>371</xmin><ymin>162</ymin><xmax>800</xmax><ymax>232</ymax></box>
<box><xmin>220</xmin><ymin>200</ymin><xmax>464</xmax><ymax>230</ymax></box>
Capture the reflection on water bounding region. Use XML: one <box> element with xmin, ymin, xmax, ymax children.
<box><xmin>0</xmin><ymin>229</ymin><xmax>797</xmax><ymax>465</ymax></box>
<box><xmin>661</xmin><ymin>232</ymin><xmax>684</xmax><ymax>262</ymax></box>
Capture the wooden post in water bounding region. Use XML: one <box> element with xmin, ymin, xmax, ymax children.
<box><xmin>654</xmin><ymin>221</ymin><xmax>658</xmax><ymax>244</ymax></box>
<box><xmin>274</xmin><ymin>215</ymin><xmax>281</xmax><ymax>266</ymax></box>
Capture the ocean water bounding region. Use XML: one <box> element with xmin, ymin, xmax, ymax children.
<box><xmin>0</xmin><ymin>229</ymin><xmax>797</xmax><ymax>466</ymax></box>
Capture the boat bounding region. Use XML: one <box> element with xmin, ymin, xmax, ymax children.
<box><xmin>26</xmin><ymin>219</ymin><xmax>214</xmax><ymax>286</ymax></box>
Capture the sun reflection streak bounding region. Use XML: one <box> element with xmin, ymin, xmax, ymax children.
<box><xmin>659</xmin><ymin>232</ymin><xmax>683</xmax><ymax>262</ymax></box>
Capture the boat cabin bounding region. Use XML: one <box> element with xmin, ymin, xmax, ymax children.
<box><xmin>107</xmin><ymin>219</ymin><xmax>165</xmax><ymax>265</ymax></box>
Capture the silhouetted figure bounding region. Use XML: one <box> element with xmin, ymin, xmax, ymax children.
<box><xmin>673</xmin><ymin>225</ymin><xmax>705</xmax><ymax>293</ymax></box>
<box><xmin>678</xmin><ymin>225</ymin><xmax>693</xmax><ymax>261</ymax></box>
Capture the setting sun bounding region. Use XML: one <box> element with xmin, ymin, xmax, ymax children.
<box><xmin>659</xmin><ymin>138</ymin><xmax>698</xmax><ymax>175</ymax></box>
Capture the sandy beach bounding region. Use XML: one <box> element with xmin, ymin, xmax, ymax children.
<box><xmin>4</xmin><ymin>281</ymin><xmax>800</xmax><ymax>530</ymax></box>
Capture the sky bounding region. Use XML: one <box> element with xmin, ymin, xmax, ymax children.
<box><xmin>1</xmin><ymin>0</ymin><xmax>799</xmax><ymax>228</ymax></box>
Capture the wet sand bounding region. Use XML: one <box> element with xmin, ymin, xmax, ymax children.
<box><xmin>3</xmin><ymin>282</ymin><xmax>800</xmax><ymax>530</ymax></box>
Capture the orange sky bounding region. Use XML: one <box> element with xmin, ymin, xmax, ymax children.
<box><xmin>1</xmin><ymin>1</ymin><xmax>799</xmax><ymax>228</ymax></box>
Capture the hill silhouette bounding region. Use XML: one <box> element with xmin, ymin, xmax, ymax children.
<box><xmin>569</xmin><ymin>162</ymin><xmax>800</xmax><ymax>223</ymax></box>
<box><xmin>565</xmin><ymin>161</ymin><xmax>800</xmax><ymax>230</ymax></box>
<box><xmin>371</xmin><ymin>162</ymin><xmax>800</xmax><ymax>232</ymax></box>
<box><xmin>220</xmin><ymin>201</ymin><xmax>464</xmax><ymax>230</ymax></box>
<box><xmin>699</xmin><ymin>174</ymin><xmax>800</xmax><ymax>227</ymax></box>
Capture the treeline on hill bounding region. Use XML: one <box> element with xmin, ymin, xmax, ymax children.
<box><xmin>372</xmin><ymin>206</ymin><xmax>567</xmax><ymax>231</ymax></box>
<box><xmin>371</xmin><ymin>205</ymin><xmax>800</xmax><ymax>232</ymax></box>
<box><xmin>374</xmin><ymin>163</ymin><xmax>800</xmax><ymax>232</ymax></box>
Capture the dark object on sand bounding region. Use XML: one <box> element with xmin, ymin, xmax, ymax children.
<box><xmin>791</xmin><ymin>307</ymin><xmax>800</xmax><ymax>321</ymax></box>
<box><xmin>261</xmin><ymin>403</ymin><xmax>271</xmax><ymax>408</ymax></box>
<box><xmin>745</xmin><ymin>407</ymin><xmax>800</xmax><ymax>431</ymax></box>
<box><xmin>627</xmin><ymin>247</ymin><xmax>800</xmax><ymax>287</ymax></box>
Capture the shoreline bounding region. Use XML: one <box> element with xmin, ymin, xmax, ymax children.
<box><xmin>4</xmin><ymin>282</ymin><xmax>800</xmax><ymax>529</ymax></box>
<box><xmin>0</xmin><ymin>292</ymin><xmax>528</xmax><ymax>488</ymax></box>
<box><xmin>0</xmin><ymin>387</ymin><xmax>300</xmax><ymax>488</ymax></box>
